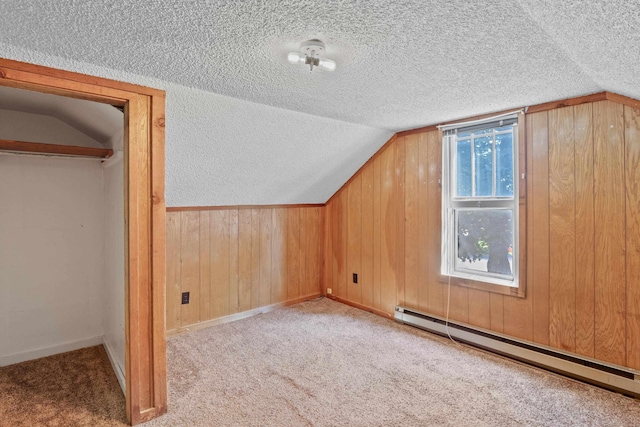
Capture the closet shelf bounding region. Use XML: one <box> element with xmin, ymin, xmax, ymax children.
<box><xmin>0</xmin><ymin>139</ymin><xmax>113</xmax><ymax>159</ymax></box>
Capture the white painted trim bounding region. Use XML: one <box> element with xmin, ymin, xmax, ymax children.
<box><xmin>103</xmin><ymin>336</ymin><xmax>126</xmax><ymax>394</ymax></box>
<box><xmin>0</xmin><ymin>336</ymin><xmax>103</xmax><ymax>367</ymax></box>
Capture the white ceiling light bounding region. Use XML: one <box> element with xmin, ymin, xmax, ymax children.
<box><xmin>288</xmin><ymin>39</ymin><xmax>336</xmax><ymax>72</ymax></box>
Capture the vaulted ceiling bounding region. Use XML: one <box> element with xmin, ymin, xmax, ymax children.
<box><xmin>0</xmin><ymin>1</ymin><xmax>637</xmax><ymax>205</ymax></box>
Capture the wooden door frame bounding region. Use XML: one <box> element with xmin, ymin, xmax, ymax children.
<box><xmin>0</xmin><ymin>58</ymin><xmax>167</xmax><ymax>425</ymax></box>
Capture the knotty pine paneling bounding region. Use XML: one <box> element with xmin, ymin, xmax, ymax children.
<box><xmin>325</xmin><ymin>99</ymin><xmax>640</xmax><ymax>370</ymax></box>
<box><xmin>166</xmin><ymin>206</ymin><xmax>323</xmax><ymax>333</ymax></box>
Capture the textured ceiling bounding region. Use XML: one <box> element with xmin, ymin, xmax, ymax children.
<box><xmin>0</xmin><ymin>1</ymin><xmax>637</xmax><ymax>205</ymax></box>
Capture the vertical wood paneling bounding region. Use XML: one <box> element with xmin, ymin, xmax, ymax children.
<box><xmin>425</xmin><ymin>131</ymin><xmax>444</xmax><ymax>317</ymax></box>
<box><xmin>361</xmin><ymin>165</ymin><xmax>375</xmax><ymax>308</ymax></box>
<box><xmin>228</xmin><ymin>209</ymin><xmax>239</xmax><ymax>314</ymax></box>
<box><xmin>238</xmin><ymin>209</ymin><xmax>253</xmax><ymax>312</ymax></box>
<box><xmin>530</xmin><ymin>111</ymin><xmax>551</xmax><ymax>345</ymax></box>
<box><xmin>250</xmin><ymin>209</ymin><xmax>261</xmax><ymax>309</ymax></box>
<box><xmin>199</xmin><ymin>211</ymin><xmax>211</xmax><ymax>321</ymax></box>
<box><xmin>373</xmin><ymin>156</ymin><xmax>382</xmax><ymax>310</ymax></box>
<box><xmin>287</xmin><ymin>209</ymin><xmax>300</xmax><ymax>300</ymax></box>
<box><xmin>271</xmin><ymin>208</ymin><xmax>287</xmax><ymax>303</ymax></box>
<box><xmin>380</xmin><ymin>145</ymin><xmax>397</xmax><ymax>314</ymax></box>
<box><xmin>396</xmin><ymin>138</ymin><xmax>406</xmax><ymax>307</ymax></box>
<box><xmin>167</xmin><ymin>206</ymin><xmax>323</xmax><ymax>331</ymax></box>
<box><xmin>548</xmin><ymin>106</ymin><xmax>576</xmax><ymax>352</ymax></box>
<box><xmin>503</xmin><ymin>116</ymin><xmax>533</xmax><ymax>341</ymax></box>
<box><xmin>298</xmin><ymin>209</ymin><xmax>309</xmax><ymax>296</ymax></box>
<box><xmin>417</xmin><ymin>133</ymin><xmax>429</xmax><ymax>313</ymax></box>
<box><xmin>404</xmin><ymin>134</ymin><xmax>419</xmax><ymax>309</ymax></box>
<box><xmin>165</xmin><ymin>212</ymin><xmax>181</xmax><ymax>331</ymax></box>
<box><xmin>447</xmin><ymin>283</ymin><xmax>469</xmax><ymax>323</ymax></box>
<box><xmin>258</xmin><ymin>209</ymin><xmax>273</xmax><ymax>307</ymax></box>
<box><xmin>337</xmin><ymin>191</ymin><xmax>348</xmax><ymax>298</ymax></box>
<box><xmin>210</xmin><ymin>210</ymin><xmax>230</xmax><ymax>318</ymax></box>
<box><xmin>593</xmin><ymin>101</ymin><xmax>626</xmax><ymax>365</ymax></box>
<box><xmin>490</xmin><ymin>293</ymin><xmax>504</xmax><ymax>333</ymax></box>
<box><xmin>574</xmin><ymin>103</ymin><xmax>595</xmax><ymax>358</ymax></box>
<box><xmin>307</xmin><ymin>208</ymin><xmax>323</xmax><ymax>297</ymax></box>
<box><xmin>323</xmin><ymin>204</ymin><xmax>331</xmax><ymax>294</ymax></box>
<box><xmin>347</xmin><ymin>174</ymin><xmax>362</xmax><ymax>303</ymax></box>
<box><xmin>468</xmin><ymin>289</ymin><xmax>491</xmax><ymax>329</ymax></box>
<box><xmin>322</xmin><ymin>96</ymin><xmax>639</xmax><ymax>371</ymax></box>
<box><xmin>625</xmin><ymin>106</ymin><xmax>640</xmax><ymax>370</ymax></box>
<box><xmin>180</xmin><ymin>211</ymin><xmax>200</xmax><ymax>327</ymax></box>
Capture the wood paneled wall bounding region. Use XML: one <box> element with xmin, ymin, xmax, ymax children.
<box><xmin>166</xmin><ymin>206</ymin><xmax>324</xmax><ymax>333</ymax></box>
<box><xmin>325</xmin><ymin>99</ymin><xmax>640</xmax><ymax>370</ymax></box>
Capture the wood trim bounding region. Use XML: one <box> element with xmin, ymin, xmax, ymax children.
<box><xmin>396</xmin><ymin>124</ymin><xmax>439</xmax><ymax>138</ymax></box>
<box><xmin>526</xmin><ymin>92</ymin><xmax>608</xmax><ymax>115</ymax></box>
<box><xmin>167</xmin><ymin>293</ymin><xmax>322</xmax><ymax>336</ymax></box>
<box><xmin>0</xmin><ymin>58</ymin><xmax>164</xmax><ymax>98</ymax></box>
<box><xmin>0</xmin><ymin>57</ymin><xmax>167</xmax><ymax>426</ymax></box>
<box><xmin>395</xmin><ymin>92</ymin><xmax>640</xmax><ymax>138</ymax></box>
<box><xmin>166</xmin><ymin>204</ymin><xmax>325</xmax><ymax>212</ymax></box>
<box><xmin>149</xmin><ymin>90</ymin><xmax>167</xmax><ymax>421</ymax></box>
<box><xmin>0</xmin><ymin>139</ymin><xmax>113</xmax><ymax>158</ymax></box>
<box><xmin>604</xmin><ymin>92</ymin><xmax>640</xmax><ymax>110</ymax></box>
<box><xmin>325</xmin><ymin>134</ymin><xmax>398</xmax><ymax>206</ymax></box>
<box><xmin>437</xmin><ymin>275</ymin><xmax>523</xmax><ymax>297</ymax></box>
<box><xmin>328</xmin><ymin>295</ymin><xmax>395</xmax><ymax>321</ymax></box>
<box><xmin>397</xmin><ymin>108</ymin><xmax>524</xmax><ymax>138</ymax></box>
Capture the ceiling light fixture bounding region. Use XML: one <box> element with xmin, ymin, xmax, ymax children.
<box><xmin>288</xmin><ymin>39</ymin><xmax>336</xmax><ymax>72</ymax></box>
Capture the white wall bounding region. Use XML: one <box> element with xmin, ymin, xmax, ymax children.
<box><xmin>0</xmin><ymin>112</ymin><xmax>125</xmax><ymax>380</ymax></box>
<box><xmin>102</xmin><ymin>130</ymin><xmax>126</xmax><ymax>392</ymax></box>
<box><xmin>0</xmin><ymin>109</ymin><xmax>104</xmax><ymax>148</ymax></box>
<box><xmin>0</xmin><ymin>154</ymin><xmax>105</xmax><ymax>365</ymax></box>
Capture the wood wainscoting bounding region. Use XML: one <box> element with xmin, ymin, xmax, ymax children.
<box><xmin>166</xmin><ymin>205</ymin><xmax>324</xmax><ymax>333</ymax></box>
<box><xmin>325</xmin><ymin>96</ymin><xmax>640</xmax><ymax>372</ymax></box>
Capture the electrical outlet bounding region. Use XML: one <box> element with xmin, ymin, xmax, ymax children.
<box><xmin>181</xmin><ymin>292</ymin><xmax>190</xmax><ymax>304</ymax></box>
<box><xmin>353</xmin><ymin>273</ymin><xmax>358</xmax><ymax>284</ymax></box>
<box><xmin>327</xmin><ymin>288</ymin><xmax>332</xmax><ymax>295</ymax></box>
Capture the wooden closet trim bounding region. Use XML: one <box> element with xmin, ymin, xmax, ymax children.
<box><xmin>0</xmin><ymin>58</ymin><xmax>167</xmax><ymax>426</ymax></box>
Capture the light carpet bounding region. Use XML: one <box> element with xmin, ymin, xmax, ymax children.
<box><xmin>147</xmin><ymin>298</ymin><xmax>640</xmax><ymax>426</ymax></box>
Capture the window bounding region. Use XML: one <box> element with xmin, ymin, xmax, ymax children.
<box><xmin>441</xmin><ymin>112</ymin><xmax>522</xmax><ymax>290</ymax></box>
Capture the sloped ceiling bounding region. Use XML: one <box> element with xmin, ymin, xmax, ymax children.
<box><xmin>0</xmin><ymin>0</ymin><xmax>637</xmax><ymax>205</ymax></box>
<box><xmin>0</xmin><ymin>86</ymin><xmax>123</xmax><ymax>146</ymax></box>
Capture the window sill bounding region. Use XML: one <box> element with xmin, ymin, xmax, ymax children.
<box><xmin>438</xmin><ymin>274</ymin><xmax>526</xmax><ymax>298</ymax></box>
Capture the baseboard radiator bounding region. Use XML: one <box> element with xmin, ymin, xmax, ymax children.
<box><xmin>395</xmin><ymin>306</ymin><xmax>640</xmax><ymax>398</ymax></box>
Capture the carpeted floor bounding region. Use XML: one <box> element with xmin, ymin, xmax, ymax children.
<box><xmin>0</xmin><ymin>345</ymin><xmax>127</xmax><ymax>427</ymax></box>
<box><xmin>3</xmin><ymin>300</ymin><xmax>640</xmax><ymax>426</ymax></box>
<box><xmin>145</xmin><ymin>298</ymin><xmax>640</xmax><ymax>426</ymax></box>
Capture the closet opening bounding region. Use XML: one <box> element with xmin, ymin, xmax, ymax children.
<box><xmin>0</xmin><ymin>57</ymin><xmax>167</xmax><ymax>426</ymax></box>
<box><xmin>0</xmin><ymin>84</ymin><xmax>127</xmax><ymax>422</ymax></box>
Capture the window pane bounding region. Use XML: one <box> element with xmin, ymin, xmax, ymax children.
<box><xmin>456</xmin><ymin>209</ymin><xmax>513</xmax><ymax>277</ymax></box>
<box><xmin>474</xmin><ymin>135</ymin><xmax>493</xmax><ymax>196</ymax></box>
<box><xmin>495</xmin><ymin>132</ymin><xmax>513</xmax><ymax>197</ymax></box>
<box><xmin>456</xmin><ymin>138</ymin><xmax>472</xmax><ymax>197</ymax></box>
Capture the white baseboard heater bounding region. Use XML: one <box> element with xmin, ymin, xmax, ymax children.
<box><xmin>395</xmin><ymin>306</ymin><xmax>640</xmax><ymax>398</ymax></box>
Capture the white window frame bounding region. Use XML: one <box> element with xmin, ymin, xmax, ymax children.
<box><xmin>440</xmin><ymin>112</ymin><xmax>520</xmax><ymax>288</ymax></box>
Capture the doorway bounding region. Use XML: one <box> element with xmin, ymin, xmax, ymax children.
<box><xmin>0</xmin><ymin>58</ymin><xmax>167</xmax><ymax>425</ymax></box>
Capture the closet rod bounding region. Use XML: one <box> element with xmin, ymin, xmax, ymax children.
<box><xmin>0</xmin><ymin>139</ymin><xmax>113</xmax><ymax>159</ymax></box>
